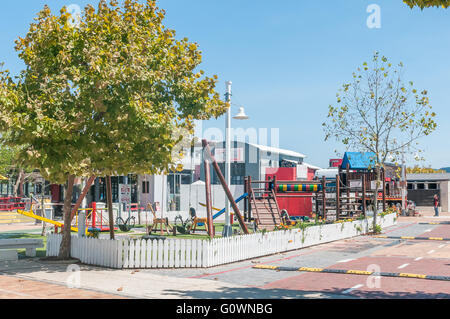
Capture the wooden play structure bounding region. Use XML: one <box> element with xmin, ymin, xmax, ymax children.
<box><xmin>244</xmin><ymin>177</ymin><xmax>282</xmax><ymax>231</ymax></box>
<box><xmin>331</xmin><ymin>152</ymin><xmax>404</xmax><ymax>220</ymax></box>
<box><xmin>335</xmin><ymin>163</ymin><xmax>403</xmax><ymax>220</ymax></box>
<box><xmin>239</xmin><ymin>152</ymin><xmax>404</xmax><ymax>224</ymax></box>
<box><xmin>244</xmin><ymin>176</ymin><xmax>329</xmax><ymax>230</ymax></box>
<box><xmin>202</xmin><ymin>139</ymin><xmax>249</xmax><ymax>238</ymax></box>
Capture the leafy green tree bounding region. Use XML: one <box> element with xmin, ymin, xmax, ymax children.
<box><xmin>406</xmin><ymin>166</ymin><xmax>445</xmax><ymax>174</ymax></box>
<box><xmin>0</xmin><ymin>0</ymin><xmax>227</xmax><ymax>259</ymax></box>
<box><xmin>0</xmin><ymin>144</ymin><xmax>16</xmax><ymax>177</ymax></box>
<box><xmin>404</xmin><ymin>0</ymin><xmax>450</xmax><ymax>8</ymax></box>
<box><xmin>323</xmin><ymin>52</ymin><xmax>437</xmax><ymax>229</ymax></box>
<box><xmin>0</xmin><ymin>141</ymin><xmax>35</xmax><ymax>196</ymax></box>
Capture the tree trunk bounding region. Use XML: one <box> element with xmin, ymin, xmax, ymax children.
<box><xmin>70</xmin><ymin>176</ymin><xmax>96</xmax><ymax>222</ymax></box>
<box><xmin>106</xmin><ymin>175</ymin><xmax>115</xmax><ymax>240</ymax></box>
<box><xmin>14</xmin><ymin>170</ymin><xmax>25</xmax><ymax>197</ymax></box>
<box><xmin>58</xmin><ymin>175</ymin><xmax>76</xmax><ymax>260</ymax></box>
<box><xmin>373</xmin><ymin>165</ymin><xmax>381</xmax><ymax>233</ymax></box>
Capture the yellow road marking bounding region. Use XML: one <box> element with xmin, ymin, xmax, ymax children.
<box><xmin>399</xmin><ymin>273</ymin><xmax>427</xmax><ymax>279</ymax></box>
<box><xmin>299</xmin><ymin>267</ymin><xmax>324</xmax><ymax>272</ymax></box>
<box><xmin>346</xmin><ymin>270</ymin><xmax>373</xmax><ymax>275</ymax></box>
<box><xmin>253</xmin><ymin>265</ymin><xmax>278</xmax><ymax>270</ymax></box>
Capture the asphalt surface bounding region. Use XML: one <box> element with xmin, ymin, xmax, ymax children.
<box><xmin>138</xmin><ymin>219</ymin><xmax>450</xmax><ymax>298</ymax></box>
<box><xmin>0</xmin><ymin>217</ymin><xmax>449</xmax><ymax>299</ymax></box>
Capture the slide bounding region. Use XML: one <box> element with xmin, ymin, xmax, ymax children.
<box><xmin>198</xmin><ymin>193</ymin><xmax>249</xmax><ymax>225</ymax></box>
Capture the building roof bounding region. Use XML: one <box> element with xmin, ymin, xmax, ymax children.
<box><xmin>341</xmin><ymin>152</ymin><xmax>376</xmax><ymax>170</ymax></box>
<box><xmin>248</xmin><ymin>143</ymin><xmax>306</xmax><ymax>159</ymax></box>
<box><xmin>407</xmin><ymin>173</ymin><xmax>450</xmax><ymax>182</ymax></box>
<box><xmin>302</xmin><ymin>162</ymin><xmax>322</xmax><ymax>170</ymax></box>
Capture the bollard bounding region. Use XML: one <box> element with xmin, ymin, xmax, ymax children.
<box><xmin>78</xmin><ymin>211</ymin><xmax>86</xmax><ymax>237</ymax></box>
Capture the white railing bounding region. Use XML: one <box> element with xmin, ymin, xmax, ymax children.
<box><xmin>46</xmin><ymin>213</ymin><xmax>397</xmax><ymax>269</ymax></box>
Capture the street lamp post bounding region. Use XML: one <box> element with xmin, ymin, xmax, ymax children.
<box><xmin>224</xmin><ymin>81</ymin><xmax>233</xmax><ymax>237</ymax></box>
<box><xmin>223</xmin><ymin>81</ymin><xmax>248</xmax><ymax>237</ymax></box>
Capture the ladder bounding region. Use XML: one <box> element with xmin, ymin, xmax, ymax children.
<box><xmin>248</xmin><ymin>183</ymin><xmax>282</xmax><ymax>231</ymax></box>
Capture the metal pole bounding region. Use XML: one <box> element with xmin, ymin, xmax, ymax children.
<box><xmin>401</xmin><ymin>149</ymin><xmax>406</xmax><ymax>215</ymax></box>
<box><xmin>224</xmin><ymin>81</ymin><xmax>232</xmax><ymax>237</ymax></box>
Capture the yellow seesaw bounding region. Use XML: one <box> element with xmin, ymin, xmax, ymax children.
<box><xmin>17</xmin><ymin>209</ymin><xmax>79</xmax><ymax>233</ymax></box>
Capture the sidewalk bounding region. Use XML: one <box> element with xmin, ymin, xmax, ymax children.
<box><xmin>0</xmin><ymin>259</ymin><xmax>247</xmax><ymax>299</ymax></box>
<box><xmin>398</xmin><ymin>208</ymin><xmax>450</xmax><ymax>223</ymax></box>
<box><xmin>0</xmin><ymin>274</ymin><xmax>124</xmax><ymax>299</ymax></box>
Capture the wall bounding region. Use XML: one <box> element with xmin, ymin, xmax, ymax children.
<box><xmin>440</xmin><ymin>181</ymin><xmax>449</xmax><ymax>212</ymax></box>
<box><xmin>408</xmin><ymin>189</ymin><xmax>440</xmax><ymax>206</ymax></box>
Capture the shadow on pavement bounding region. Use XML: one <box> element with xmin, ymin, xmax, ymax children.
<box><xmin>161</xmin><ymin>286</ymin><xmax>450</xmax><ymax>299</ymax></box>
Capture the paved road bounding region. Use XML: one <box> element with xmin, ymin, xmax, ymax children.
<box><xmin>138</xmin><ymin>218</ymin><xmax>450</xmax><ymax>299</ymax></box>
<box><xmin>0</xmin><ymin>216</ymin><xmax>449</xmax><ymax>299</ymax></box>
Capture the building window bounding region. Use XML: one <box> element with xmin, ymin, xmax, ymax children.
<box><xmin>180</xmin><ymin>170</ymin><xmax>193</xmax><ymax>185</ymax></box>
<box><xmin>167</xmin><ymin>174</ymin><xmax>181</xmax><ymax>211</ymax></box>
<box><xmin>407</xmin><ymin>183</ymin><xmax>413</xmax><ymax>190</ymax></box>
<box><xmin>231</xmin><ymin>176</ymin><xmax>244</xmax><ymax>185</ymax></box>
<box><xmin>417</xmin><ymin>183</ymin><xmax>425</xmax><ymax>190</ymax></box>
<box><xmin>428</xmin><ymin>183</ymin><xmax>438</xmax><ymax>190</ymax></box>
<box><xmin>142</xmin><ymin>181</ymin><xmax>150</xmax><ymax>194</ymax></box>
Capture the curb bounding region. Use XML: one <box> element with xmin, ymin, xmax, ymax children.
<box><xmin>375</xmin><ymin>236</ymin><xmax>450</xmax><ymax>241</ymax></box>
<box><xmin>253</xmin><ymin>265</ymin><xmax>450</xmax><ymax>282</ymax></box>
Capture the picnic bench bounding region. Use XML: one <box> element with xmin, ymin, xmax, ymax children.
<box><xmin>0</xmin><ymin>238</ymin><xmax>44</xmax><ymax>261</ymax></box>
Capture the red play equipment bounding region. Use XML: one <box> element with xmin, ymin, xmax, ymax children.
<box><xmin>0</xmin><ymin>197</ymin><xmax>26</xmax><ymax>211</ymax></box>
<box><xmin>265</xmin><ymin>167</ymin><xmax>319</xmax><ymax>218</ymax></box>
<box><xmin>72</xmin><ymin>202</ymin><xmax>118</xmax><ymax>232</ymax></box>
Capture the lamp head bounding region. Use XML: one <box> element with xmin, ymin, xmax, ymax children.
<box><xmin>233</xmin><ymin>107</ymin><xmax>249</xmax><ymax>120</ymax></box>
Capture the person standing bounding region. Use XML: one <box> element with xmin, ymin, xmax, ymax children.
<box><xmin>434</xmin><ymin>194</ymin><xmax>440</xmax><ymax>217</ymax></box>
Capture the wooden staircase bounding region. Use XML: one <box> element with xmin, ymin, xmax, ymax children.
<box><xmin>249</xmin><ymin>187</ymin><xmax>282</xmax><ymax>231</ymax></box>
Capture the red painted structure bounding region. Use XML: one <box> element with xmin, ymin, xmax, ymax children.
<box><xmin>265</xmin><ymin>167</ymin><xmax>316</xmax><ymax>218</ymax></box>
<box><xmin>0</xmin><ymin>197</ymin><xmax>26</xmax><ymax>211</ymax></box>
<box><xmin>329</xmin><ymin>159</ymin><xmax>343</xmax><ymax>168</ymax></box>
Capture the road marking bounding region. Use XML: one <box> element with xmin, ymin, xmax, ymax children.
<box><xmin>253</xmin><ymin>265</ymin><xmax>450</xmax><ymax>281</ymax></box>
<box><xmin>337</xmin><ymin>259</ymin><xmax>355</xmax><ymax>263</ymax></box>
<box><xmin>399</xmin><ymin>273</ymin><xmax>427</xmax><ymax>279</ymax></box>
<box><xmin>375</xmin><ymin>236</ymin><xmax>447</xmax><ymax>241</ymax></box>
<box><xmin>414</xmin><ymin>257</ymin><xmax>423</xmax><ymax>261</ymax></box>
<box><xmin>428</xmin><ymin>250</ymin><xmax>435</xmax><ymax>254</ymax></box>
<box><xmin>438</xmin><ymin>244</ymin><xmax>445</xmax><ymax>248</ymax></box>
<box><xmin>424</xmin><ymin>229</ymin><xmax>432</xmax><ymax>232</ymax></box>
<box><xmin>342</xmin><ymin>284</ymin><xmax>364</xmax><ymax>294</ymax></box>
<box><xmin>398</xmin><ymin>263</ymin><xmax>409</xmax><ymax>269</ymax></box>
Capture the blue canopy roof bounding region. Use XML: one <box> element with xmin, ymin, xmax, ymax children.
<box><xmin>341</xmin><ymin>152</ymin><xmax>376</xmax><ymax>170</ymax></box>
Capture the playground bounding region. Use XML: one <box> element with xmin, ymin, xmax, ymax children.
<box><xmin>1</xmin><ymin>145</ymin><xmax>409</xmax><ymax>248</ymax></box>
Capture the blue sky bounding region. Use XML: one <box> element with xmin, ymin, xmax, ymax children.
<box><xmin>1</xmin><ymin>1</ymin><xmax>449</xmax><ymax>169</ymax></box>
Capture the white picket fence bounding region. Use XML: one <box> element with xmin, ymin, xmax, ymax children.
<box><xmin>46</xmin><ymin>213</ymin><xmax>397</xmax><ymax>269</ymax></box>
